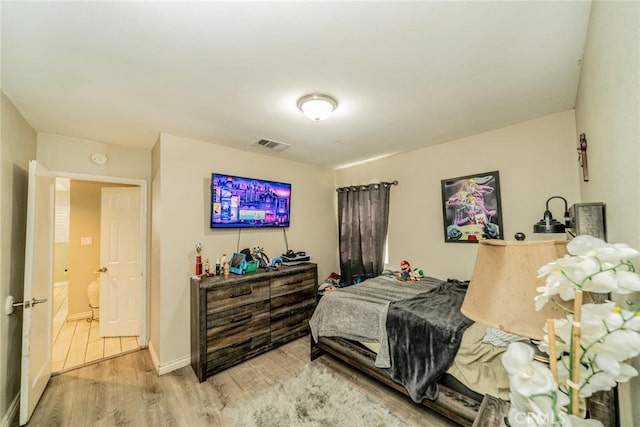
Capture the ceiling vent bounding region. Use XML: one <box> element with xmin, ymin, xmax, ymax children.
<box><xmin>253</xmin><ymin>138</ymin><xmax>290</xmax><ymax>152</ymax></box>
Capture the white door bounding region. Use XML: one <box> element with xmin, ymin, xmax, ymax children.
<box><xmin>99</xmin><ymin>187</ymin><xmax>142</xmax><ymax>337</ymax></box>
<box><xmin>20</xmin><ymin>160</ymin><xmax>55</xmax><ymax>425</ymax></box>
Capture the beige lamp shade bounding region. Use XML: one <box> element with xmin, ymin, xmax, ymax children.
<box><xmin>461</xmin><ymin>239</ymin><xmax>568</xmax><ymax>341</ymax></box>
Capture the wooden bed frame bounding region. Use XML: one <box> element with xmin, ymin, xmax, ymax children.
<box><xmin>310</xmin><ymin>335</ymin><xmax>508</xmax><ymax>427</ymax></box>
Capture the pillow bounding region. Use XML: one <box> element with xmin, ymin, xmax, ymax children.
<box><xmin>482</xmin><ymin>327</ymin><xmax>528</xmax><ymax>347</ymax></box>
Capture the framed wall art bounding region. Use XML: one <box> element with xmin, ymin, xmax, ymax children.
<box><xmin>440</xmin><ymin>171</ymin><xmax>503</xmax><ymax>243</ymax></box>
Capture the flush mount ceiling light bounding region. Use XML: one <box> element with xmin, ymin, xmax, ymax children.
<box><xmin>296</xmin><ymin>93</ymin><xmax>338</xmax><ymax>121</ymax></box>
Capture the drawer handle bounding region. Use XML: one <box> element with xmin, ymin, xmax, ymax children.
<box><xmin>230</xmin><ymin>313</ymin><xmax>252</xmax><ymax>324</ymax></box>
<box><xmin>285</xmin><ymin>319</ymin><xmax>301</xmax><ymax>327</ymax></box>
<box><xmin>231</xmin><ymin>338</ymin><xmax>252</xmax><ymax>348</ymax></box>
<box><xmin>272</xmin><ymin>309</ymin><xmax>299</xmax><ymax>322</ymax></box>
<box><xmin>230</xmin><ymin>290</ymin><xmax>252</xmax><ymax>298</ymax></box>
<box><xmin>284</xmin><ymin>279</ymin><xmax>303</xmax><ymax>286</ymax></box>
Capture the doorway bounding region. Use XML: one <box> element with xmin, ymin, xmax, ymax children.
<box><xmin>51</xmin><ymin>175</ymin><xmax>147</xmax><ymax>372</ymax></box>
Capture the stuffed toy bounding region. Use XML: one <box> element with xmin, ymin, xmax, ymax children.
<box><xmin>398</xmin><ymin>260</ymin><xmax>417</xmax><ymax>281</ymax></box>
<box><xmin>397</xmin><ymin>260</ymin><xmax>425</xmax><ymax>281</ymax></box>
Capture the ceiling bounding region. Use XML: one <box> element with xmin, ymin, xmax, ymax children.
<box><xmin>1</xmin><ymin>1</ymin><xmax>591</xmax><ymax>170</ymax></box>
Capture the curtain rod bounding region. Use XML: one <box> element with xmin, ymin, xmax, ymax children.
<box><xmin>336</xmin><ymin>180</ymin><xmax>398</xmax><ymax>192</ymax></box>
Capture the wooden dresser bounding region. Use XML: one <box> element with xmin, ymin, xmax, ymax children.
<box><xmin>190</xmin><ymin>263</ymin><xmax>318</xmax><ymax>382</ymax></box>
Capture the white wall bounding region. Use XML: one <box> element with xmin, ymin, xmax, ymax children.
<box><xmin>151</xmin><ymin>133</ymin><xmax>337</xmax><ymax>368</ymax></box>
<box><xmin>335</xmin><ymin>111</ymin><xmax>581</xmax><ymax>280</ymax></box>
<box><xmin>0</xmin><ymin>92</ymin><xmax>37</xmax><ymax>427</ymax></box>
<box><xmin>37</xmin><ymin>133</ymin><xmax>151</xmax><ymax>180</ymax></box>
<box><xmin>574</xmin><ymin>1</ymin><xmax>640</xmax><ymax>425</ymax></box>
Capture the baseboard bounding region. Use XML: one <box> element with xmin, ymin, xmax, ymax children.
<box><xmin>147</xmin><ymin>340</ymin><xmax>191</xmax><ymax>376</ymax></box>
<box><xmin>1</xmin><ymin>393</ymin><xmax>19</xmax><ymax>427</ymax></box>
<box><xmin>66</xmin><ymin>311</ymin><xmax>91</xmax><ymax>321</ymax></box>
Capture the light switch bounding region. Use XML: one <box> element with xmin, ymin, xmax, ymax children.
<box><xmin>80</xmin><ymin>237</ymin><xmax>93</xmax><ymax>245</ymax></box>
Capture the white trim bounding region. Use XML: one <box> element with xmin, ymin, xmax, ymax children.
<box><xmin>148</xmin><ymin>340</ymin><xmax>160</xmax><ymax>374</ymax></box>
<box><xmin>158</xmin><ymin>354</ymin><xmax>191</xmax><ymax>376</ymax></box>
<box><xmin>1</xmin><ymin>393</ymin><xmax>19</xmax><ymax>427</ymax></box>
<box><xmin>53</xmin><ymin>281</ymin><xmax>68</xmax><ymax>287</ymax></box>
<box><xmin>147</xmin><ymin>341</ymin><xmax>191</xmax><ymax>376</ymax></box>
<box><xmin>50</xmin><ymin>170</ymin><xmax>149</xmax><ymax>348</ymax></box>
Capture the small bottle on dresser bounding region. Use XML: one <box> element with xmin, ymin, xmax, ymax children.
<box><xmin>215</xmin><ymin>258</ymin><xmax>221</xmax><ymax>276</ymax></box>
<box><xmin>222</xmin><ymin>254</ymin><xmax>230</xmax><ymax>277</ymax></box>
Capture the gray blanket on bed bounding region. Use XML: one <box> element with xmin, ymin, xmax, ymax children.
<box><xmin>309</xmin><ymin>274</ymin><xmax>442</xmax><ymax>367</ymax></box>
<box><xmin>386</xmin><ymin>279</ymin><xmax>473</xmax><ymax>402</ymax></box>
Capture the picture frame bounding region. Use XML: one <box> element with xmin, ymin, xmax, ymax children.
<box><xmin>440</xmin><ymin>171</ymin><xmax>503</xmax><ymax>243</ymax></box>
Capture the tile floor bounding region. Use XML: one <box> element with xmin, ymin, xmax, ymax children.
<box><xmin>52</xmin><ymin>284</ymin><xmax>140</xmax><ymax>372</ymax></box>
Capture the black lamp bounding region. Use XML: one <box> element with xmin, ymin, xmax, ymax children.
<box><xmin>533</xmin><ymin>196</ymin><xmax>570</xmax><ymax>233</ymax></box>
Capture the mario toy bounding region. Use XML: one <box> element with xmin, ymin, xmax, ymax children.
<box><xmin>398</xmin><ymin>260</ymin><xmax>417</xmax><ymax>281</ymax></box>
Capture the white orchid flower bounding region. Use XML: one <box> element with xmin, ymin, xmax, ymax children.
<box><xmin>593</xmin><ymin>353</ymin><xmax>622</xmax><ymax>376</ymax></box>
<box><xmin>580</xmin><ymin>371</ymin><xmax>618</xmax><ymax>397</ymax></box>
<box><xmin>615</xmin><ymin>270</ymin><xmax>640</xmax><ymax>293</ymax></box>
<box><xmin>567</xmin><ymin>235</ymin><xmax>608</xmax><ymax>256</ymax></box>
<box><xmin>543</xmin><ymin>302</ymin><xmax>640</xmax><ymax>399</ymax></box>
<box><xmin>614</xmin><ymin>362</ymin><xmax>639</xmax><ymax>382</ymax></box>
<box><xmin>537</xmin><ymin>237</ymin><xmax>640</xmax><ymax>306</ymax></box>
<box><xmin>503</xmin><ymin>343</ymin><xmax>563</xmax><ymax>425</ymax></box>
<box><xmin>525</xmin><ymin>236</ymin><xmax>639</xmax><ymax>423</ymax></box>
<box><xmin>595</xmin><ymin>243</ymin><xmax>640</xmax><ymax>262</ymax></box>
<box><xmin>579</xmin><ymin>303</ymin><xmax>640</xmax><ymax>361</ymax></box>
<box><xmin>502</xmin><ymin>343</ymin><xmax>558</xmax><ymax>394</ymax></box>
<box><xmin>597</xmin><ymin>330</ymin><xmax>640</xmax><ymax>360</ymax></box>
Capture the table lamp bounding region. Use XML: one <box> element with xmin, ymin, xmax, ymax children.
<box><xmin>461</xmin><ymin>239</ymin><xmax>569</xmax><ymax>341</ymax></box>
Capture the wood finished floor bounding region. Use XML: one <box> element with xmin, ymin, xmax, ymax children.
<box><xmin>52</xmin><ymin>284</ymin><xmax>140</xmax><ymax>372</ymax></box>
<box><xmin>30</xmin><ymin>337</ymin><xmax>458</xmax><ymax>426</ymax></box>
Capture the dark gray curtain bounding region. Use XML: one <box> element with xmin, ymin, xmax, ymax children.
<box><xmin>337</xmin><ymin>181</ymin><xmax>395</xmax><ymax>285</ymax></box>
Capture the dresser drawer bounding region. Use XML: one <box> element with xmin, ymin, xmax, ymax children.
<box><xmin>270</xmin><ymin>303</ymin><xmax>315</xmax><ymax>344</ymax></box>
<box><xmin>206</xmin><ymin>300</ymin><xmax>270</xmax><ymax>342</ymax></box>
<box><xmin>206</xmin><ymin>278</ymin><xmax>269</xmax><ymax>313</ymax></box>
<box><xmin>270</xmin><ymin>270</ymin><xmax>316</xmax><ymax>299</ymax></box>
<box><xmin>271</xmin><ymin>287</ymin><xmax>316</xmax><ymax>316</ymax></box>
<box><xmin>206</xmin><ymin>309</ymin><xmax>270</xmax><ymax>353</ymax></box>
<box><xmin>206</xmin><ymin>331</ymin><xmax>270</xmax><ymax>373</ymax></box>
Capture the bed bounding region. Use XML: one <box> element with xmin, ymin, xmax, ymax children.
<box><xmin>309</xmin><ymin>273</ymin><xmax>510</xmax><ymax>426</ymax></box>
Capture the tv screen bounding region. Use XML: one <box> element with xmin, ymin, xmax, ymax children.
<box><xmin>210</xmin><ymin>173</ymin><xmax>291</xmax><ymax>228</ymax></box>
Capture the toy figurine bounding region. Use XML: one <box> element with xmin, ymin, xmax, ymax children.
<box><xmin>398</xmin><ymin>260</ymin><xmax>414</xmax><ymax>281</ymax></box>
<box><xmin>398</xmin><ymin>260</ymin><xmax>422</xmax><ymax>281</ymax></box>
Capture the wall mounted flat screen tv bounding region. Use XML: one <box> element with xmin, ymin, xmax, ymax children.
<box><xmin>211</xmin><ymin>173</ymin><xmax>291</xmax><ymax>228</ymax></box>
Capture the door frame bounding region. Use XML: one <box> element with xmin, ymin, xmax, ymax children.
<box><xmin>53</xmin><ymin>171</ymin><xmax>149</xmax><ymax>347</ymax></box>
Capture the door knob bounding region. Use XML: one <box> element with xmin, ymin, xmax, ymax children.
<box><xmin>11</xmin><ymin>297</ymin><xmax>48</xmax><ymax>309</ymax></box>
<box><xmin>96</xmin><ymin>267</ymin><xmax>108</xmax><ymax>273</ymax></box>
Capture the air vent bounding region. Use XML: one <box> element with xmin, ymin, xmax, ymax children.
<box><xmin>253</xmin><ymin>138</ymin><xmax>290</xmax><ymax>152</ymax></box>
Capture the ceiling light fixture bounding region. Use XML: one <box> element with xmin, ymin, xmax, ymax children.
<box><xmin>296</xmin><ymin>93</ymin><xmax>338</xmax><ymax>121</ymax></box>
